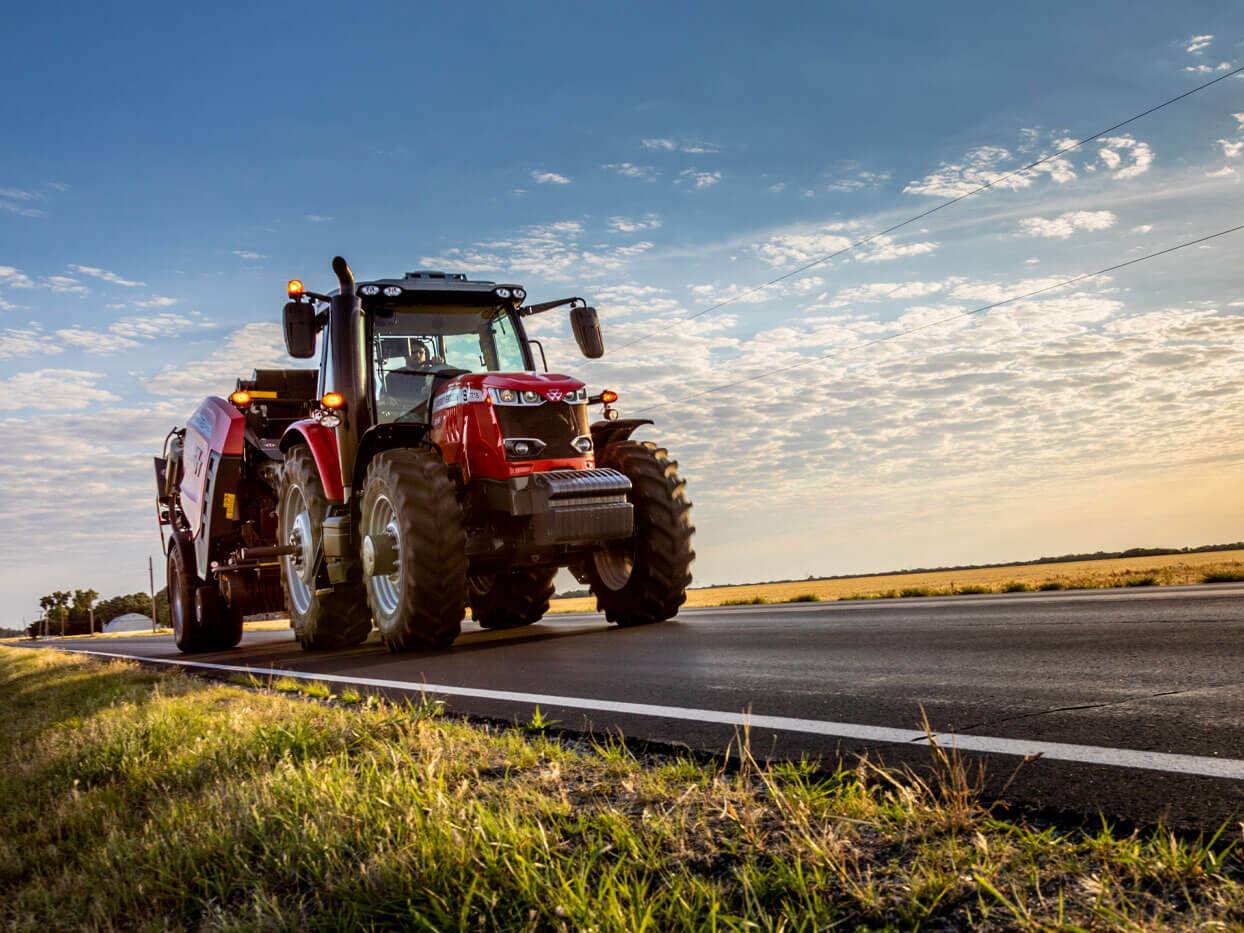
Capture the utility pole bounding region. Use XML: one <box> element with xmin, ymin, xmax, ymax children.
<box><xmin>149</xmin><ymin>555</ymin><xmax>157</xmax><ymax>633</ymax></box>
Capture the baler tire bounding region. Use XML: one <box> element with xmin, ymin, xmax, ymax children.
<box><xmin>469</xmin><ymin>567</ymin><xmax>557</xmax><ymax>629</ymax></box>
<box><xmin>278</xmin><ymin>446</ymin><xmax>373</xmax><ymax>651</ymax></box>
<box><xmin>360</xmin><ymin>448</ymin><xmax>467</xmax><ymax>652</ymax></box>
<box><xmin>586</xmin><ymin>440</ymin><xmax>695</xmax><ymax>627</ymax></box>
<box><xmin>168</xmin><ymin>545</ymin><xmax>241</xmax><ymax>652</ymax></box>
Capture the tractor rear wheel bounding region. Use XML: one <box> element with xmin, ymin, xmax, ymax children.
<box><xmin>167</xmin><ymin>543</ymin><xmax>242</xmax><ymax>652</ymax></box>
<box><xmin>469</xmin><ymin>567</ymin><xmax>557</xmax><ymax>629</ymax></box>
<box><xmin>360</xmin><ymin>448</ymin><xmax>467</xmax><ymax>651</ymax></box>
<box><xmin>278</xmin><ymin>446</ymin><xmax>373</xmax><ymax>651</ymax></box>
<box><xmin>585</xmin><ymin>440</ymin><xmax>695</xmax><ymax>627</ymax></box>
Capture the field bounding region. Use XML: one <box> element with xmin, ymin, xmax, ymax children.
<box><xmin>550</xmin><ymin>549</ymin><xmax>1244</xmax><ymax>611</ymax></box>
<box><xmin>3</xmin><ymin>644</ymin><xmax>1243</xmax><ymax>929</ymax></box>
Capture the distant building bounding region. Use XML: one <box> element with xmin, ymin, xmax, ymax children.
<box><xmin>103</xmin><ymin>613</ymin><xmax>152</xmax><ymax>633</ymax></box>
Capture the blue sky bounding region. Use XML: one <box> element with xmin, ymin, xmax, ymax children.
<box><xmin>2</xmin><ymin>2</ymin><xmax>1243</xmax><ymax>620</ymax></box>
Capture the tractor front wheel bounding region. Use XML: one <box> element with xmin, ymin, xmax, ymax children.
<box><xmin>586</xmin><ymin>440</ymin><xmax>695</xmax><ymax>627</ymax></box>
<box><xmin>469</xmin><ymin>567</ymin><xmax>557</xmax><ymax>630</ymax></box>
<box><xmin>360</xmin><ymin>448</ymin><xmax>467</xmax><ymax>651</ymax></box>
<box><xmin>278</xmin><ymin>446</ymin><xmax>373</xmax><ymax>651</ymax></box>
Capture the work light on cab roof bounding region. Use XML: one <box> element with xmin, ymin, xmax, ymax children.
<box><xmin>152</xmin><ymin>255</ymin><xmax>694</xmax><ymax>656</ymax></box>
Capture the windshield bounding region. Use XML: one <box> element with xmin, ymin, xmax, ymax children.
<box><xmin>371</xmin><ymin>306</ymin><xmax>528</xmax><ymax>424</ymax></box>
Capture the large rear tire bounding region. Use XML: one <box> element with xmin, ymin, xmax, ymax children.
<box><xmin>360</xmin><ymin>448</ymin><xmax>467</xmax><ymax>651</ymax></box>
<box><xmin>469</xmin><ymin>567</ymin><xmax>557</xmax><ymax>630</ymax></box>
<box><xmin>278</xmin><ymin>446</ymin><xmax>373</xmax><ymax>651</ymax></box>
<box><xmin>167</xmin><ymin>543</ymin><xmax>243</xmax><ymax>652</ymax></box>
<box><xmin>585</xmin><ymin>440</ymin><xmax>695</xmax><ymax>627</ymax></box>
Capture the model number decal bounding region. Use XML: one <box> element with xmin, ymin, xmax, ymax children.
<box><xmin>432</xmin><ymin>387</ymin><xmax>486</xmax><ymax>413</ymax></box>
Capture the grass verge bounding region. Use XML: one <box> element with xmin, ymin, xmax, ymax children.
<box><xmin>2</xmin><ymin>645</ymin><xmax>1242</xmax><ymax>929</ymax></box>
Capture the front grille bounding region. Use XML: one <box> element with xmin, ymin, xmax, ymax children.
<box><xmin>493</xmin><ymin>402</ymin><xmax>590</xmax><ymax>459</ymax></box>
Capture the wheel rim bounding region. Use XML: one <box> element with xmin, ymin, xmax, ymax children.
<box><xmin>363</xmin><ymin>493</ymin><xmax>403</xmax><ymax>619</ymax></box>
<box><xmin>280</xmin><ymin>484</ymin><xmax>315</xmax><ymax>615</ymax></box>
<box><xmin>593</xmin><ymin>541</ymin><xmax>634</xmax><ymax>591</ymax></box>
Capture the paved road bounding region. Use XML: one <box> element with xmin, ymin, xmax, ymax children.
<box><xmin>25</xmin><ymin>584</ymin><xmax>1244</xmax><ymax>827</ymax></box>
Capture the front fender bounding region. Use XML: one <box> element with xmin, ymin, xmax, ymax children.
<box><xmin>280</xmin><ymin>420</ymin><xmax>344</xmax><ymax>502</ymax></box>
<box><xmin>591</xmin><ymin>417</ymin><xmax>653</xmax><ymax>451</ymax></box>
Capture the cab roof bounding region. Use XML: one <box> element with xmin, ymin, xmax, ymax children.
<box><xmin>351</xmin><ymin>271</ymin><xmax>526</xmax><ymax>308</ymax></box>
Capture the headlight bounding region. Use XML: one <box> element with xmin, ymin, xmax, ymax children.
<box><xmin>494</xmin><ymin>388</ymin><xmax>517</xmax><ymax>404</ymax></box>
<box><xmin>521</xmin><ymin>390</ymin><xmax>540</xmax><ymax>404</ymax></box>
<box><xmin>571</xmin><ymin>435</ymin><xmax>593</xmax><ymax>454</ymax></box>
<box><xmin>562</xmin><ymin>387</ymin><xmax>588</xmax><ymax>403</ymax></box>
<box><xmin>383</xmin><ymin>286</ymin><xmax>402</xmax><ymax>297</ymax></box>
<box><xmin>495</xmin><ymin>287</ymin><xmax>512</xmax><ymax>299</ymax></box>
<box><xmin>504</xmin><ymin>437</ymin><xmax>546</xmax><ymax>459</ymax></box>
<box><xmin>359</xmin><ymin>284</ymin><xmax>381</xmax><ymax>296</ymax></box>
<box><xmin>513</xmin><ymin>287</ymin><xmax>526</xmax><ymax>301</ymax></box>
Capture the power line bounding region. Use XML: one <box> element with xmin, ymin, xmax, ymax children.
<box><xmin>635</xmin><ymin>222</ymin><xmax>1244</xmax><ymax>413</ymax></box>
<box><xmin>609</xmin><ymin>64</ymin><xmax>1244</xmax><ymax>356</ymax></box>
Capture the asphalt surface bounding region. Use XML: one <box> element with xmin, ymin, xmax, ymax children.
<box><xmin>23</xmin><ymin>583</ymin><xmax>1244</xmax><ymax>827</ymax></box>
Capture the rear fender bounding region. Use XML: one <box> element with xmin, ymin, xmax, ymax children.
<box><xmin>591</xmin><ymin>418</ymin><xmax>653</xmax><ymax>452</ymax></box>
<box><xmin>280</xmin><ymin>420</ymin><xmax>344</xmax><ymax>502</ymax></box>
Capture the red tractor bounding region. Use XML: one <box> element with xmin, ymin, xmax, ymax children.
<box><xmin>155</xmin><ymin>256</ymin><xmax>694</xmax><ymax>653</ymax></box>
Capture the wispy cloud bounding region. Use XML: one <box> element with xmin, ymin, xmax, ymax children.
<box><xmin>43</xmin><ymin>274</ymin><xmax>89</xmax><ymax>294</ymax></box>
<box><xmin>67</xmin><ymin>264</ymin><xmax>145</xmax><ymax>287</ymax></box>
<box><xmin>531</xmin><ymin>171</ymin><xmax>572</xmax><ymax>185</ymax></box>
<box><xmin>0</xmin><ymin>266</ymin><xmax>34</xmax><ymax>289</ymax></box>
<box><xmin>132</xmin><ymin>295</ymin><xmax>179</xmax><ymax>308</ymax></box>
<box><xmin>305</xmin><ymin>214</ymin><xmax>332</xmax><ymax>222</ymax></box>
<box><xmin>1185</xmin><ymin>34</ymin><xmax>1215</xmax><ymax>54</ymax></box>
<box><xmin>608</xmin><ymin>213</ymin><xmax>663</xmax><ymax>234</ymax></box>
<box><xmin>678</xmin><ymin>169</ymin><xmax>722</xmax><ymax>189</ymax></box>
<box><xmin>0</xmin><ymin>187</ymin><xmax>45</xmax><ymax>218</ymax></box>
<box><xmin>232</xmin><ymin>250</ymin><xmax>267</xmax><ymax>260</ymax></box>
<box><xmin>642</xmin><ymin>138</ymin><xmax>720</xmax><ymax>154</ymax></box>
<box><xmin>602</xmin><ymin>162</ymin><xmax>659</xmax><ymax>181</ymax></box>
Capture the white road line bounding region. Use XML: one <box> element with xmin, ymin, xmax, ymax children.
<box><xmin>46</xmin><ymin>646</ymin><xmax>1244</xmax><ymax>781</ymax></box>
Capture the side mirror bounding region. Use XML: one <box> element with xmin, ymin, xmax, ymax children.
<box><xmin>570</xmin><ymin>305</ymin><xmax>604</xmax><ymax>359</ymax></box>
<box><xmin>283</xmin><ymin>301</ymin><xmax>317</xmax><ymax>358</ymax></box>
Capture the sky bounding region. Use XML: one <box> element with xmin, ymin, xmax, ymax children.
<box><xmin>2</xmin><ymin>1</ymin><xmax>1243</xmax><ymax>621</ymax></box>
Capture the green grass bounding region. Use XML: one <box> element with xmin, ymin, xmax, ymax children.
<box><xmin>954</xmin><ymin>584</ymin><xmax>991</xmax><ymax>595</ymax></box>
<box><xmin>719</xmin><ymin>596</ymin><xmax>768</xmax><ymax>606</ymax></box>
<box><xmin>786</xmin><ymin>592</ymin><xmax>821</xmax><ymax>603</ymax></box>
<box><xmin>1124</xmin><ymin>575</ymin><xmax>1159</xmax><ymax>587</ymax></box>
<box><xmin>1203</xmin><ymin>570</ymin><xmax>1244</xmax><ymax>583</ymax></box>
<box><xmin>1001</xmin><ymin>581</ymin><xmax>1031</xmax><ymax>593</ymax></box>
<box><xmin>1038</xmin><ymin>580</ymin><xmax>1067</xmax><ymax>591</ymax></box>
<box><xmin>2</xmin><ymin>645</ymin><xmax>1243</xmax><ymax>930</ymax></box>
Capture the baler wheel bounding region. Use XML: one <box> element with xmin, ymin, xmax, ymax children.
<box><xmin>167</xmin><ymin>544</ymin><xmax>242</xmax><ymax>652</ymax></box>
<box><xmin>278</xmin><ymin>446</ymin><xmax>373</xmax><ymax>651</ymax></box>
<box><xmin>469</xmin><ymin>567</ymin><xmax>557</xmax><ymax>629</ymax></box>
<box><xmin>586</xmin><ymin>440</ymin><xmax>695</xmax><ymax>627</ymax></box>
<box><xmin>360</xmin><ymin>448</ymin><xmax>467</xmax><ymax>651</ymax></box>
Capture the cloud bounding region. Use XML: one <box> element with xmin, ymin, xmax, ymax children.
<box><xmin>1185</xmin><ymin>34</ymin><xmax>1214</xmax><ymax>54</ymax></box>
<box><xmin>1184</xmin><ymin>62</ymin><xmax>1233</xmax><ymax>73</ymax></box>
<box><xmin>421</xmin><ymin>220</ymin><xmax>654</xmax><ymax>283</ymax></box>
<box><xmin>641</xmin><ymin>138</ymin><xmax>719</xmax><ymax>154</ymax></box>
<box><xmin>827</xmin><ymin>280</ymin><xmax>950</xmax><ymax>309</ymax></box>
<box><xmin>132</xmin><ymin>295</ymin><xmax>179</xmax><ymax>308</ymax></box>
<box><xmin>1206</xmin><ymin>165</ymin><xmax>1238</xmax><ymax>178</ymax></box>
<box><xmin>1219</xmin><ymin>138</ymin><xmax>1244</xmax><ymax>159</ymax></box>
<box><xmin>824</xmin><ymin>167</ymin><xmax>892</xmax><ymax>192</ymax></box>
<box><xmin>768</xmin><ymin>182</ymin><xmax>787</xmax><ymax>193</ymax></box>
<box><xmin>67</xmin><ymin>264</ymin><xmax>144</xmax><ymax>287</ymax></box>
<box><xmin>904</xmin><ymin>139</ymin><xmax>1078</xmax><ymax>198</ymax></box>
<box><xmin>0</xmin><ymin>369</ymin><xmax>120</xmax><ymax>411</ymax></box>
<box><xmin>1017</xmin><ymin>209</ymin><xmax>1118</xmax><ymax>239</ymax></box>
<box><xmin>0</xmin><ymin>266</ymin><xmax>34</xmax><ymax>289</ymax></box>
<box><xmin>232</xmin><ymin>250</ymin><xmax>267</xmax><ymax>261</ymax></box>
<box><xmin>857</xmin><ymin>234</ymin><xmax>939</xmax><ymax>263</ymax></box>
<box><xmin>1131</xmin><ymin>224</ymin><xmax>1154</xmax><ymax>234</ymax></box>
<box><xmin>677</xmin><ymin>169</ymin><xmax>721</xmax><ymax>189</ymax></box>
<box><xmin>43</xmin><ymin>274</ymin><xmax>89</xmax><ymax>294</ymax></box>
<box><xmin>531</xmin><ymin>171</ymin><xmax>572</xmax><ymax>185</ymax></box>
<box><xmin>142</xmin><ymin>322</ymin><xmax>301</xmax><ymax>400</ymax></box>
<box><xmin>608</xmin><ymin>214</ymin><xmax>663</xmax><ymax>234</ymax></box>
<box><xmin>305</xmin><ymin>214</ymin><xmax>332</xmax><ymax>222</ymax></box>
<box><xmin>0</xmin><ymin>325</ymin><xmax>57</xmax><ymax>360</ymax></box>
<box><xmin>602</xmin><ymin>162</ymin><xmax>660</xmax><ymax>181</ymax></box>
<box><xmin>0</xmin><ymin>187</ymin><xmax>45</xmax><ymax>218</ymax></box>
<box><xmin>753</xmin><ymin>226</ymin><xmax>854</xmax><ymax>267</ymax></box>
<box><xmin>1097</xmin><ymin>136</ymin><xmax>1153</xmax><ymax>179</ymax></box>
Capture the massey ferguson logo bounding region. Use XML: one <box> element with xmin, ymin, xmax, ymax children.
<box><xmin>544</xmin><ymin>388</ymin><xmax>564</xmax><ymax>402</ymax></box>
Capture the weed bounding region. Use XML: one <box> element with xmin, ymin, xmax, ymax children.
<box><xmin>1001</xmin><ymin>582</ymin><xmax>1030</xmax><ymax>593</ymax></box>
<box><xmin>900</xmin><ymin>587</ymin><xmax>933</xmax><ymax>598</ymax></box>
<box><xmin>339</xmin><ymin>687</ymin><xmax>363</xmax><ymax>705</ymax></box>
<box><xmin>955</xmin><ymin>585</ymin><xmax>991</xmax><ymax>595</ymax></box>
<box><xmin>1038</xmin><ymin>580</ymin><xmax>1066</xmax><ymax>591</ymax></box>
<box><xmin>787</xmin><ymin>593</ymin><xmax>821</xmax><ymax>603</ymax></box>
<box><xmin>524</xmin><ymin>705</ymin><xmax>559</xmax><ymax>732</ymax></box>
<box><xmin>271</xmin><ymin>676</ymin><xmax>301</xmax><ymax>694</ymax></box>
<box><xmin>1125</xmin><ymin>575</ymin><xmax>1159</xmax><ymax>587</ymax></box>
<box><xmin>719</xmin><ymin>596</ymin><xmax>768</xmax><ymax>606</ymax></box>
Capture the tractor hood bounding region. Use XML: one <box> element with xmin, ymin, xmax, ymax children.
<box><xmin>437</xmin><ymin>372</ymin><xmax>586</xmax><ymax>402</ymax></box>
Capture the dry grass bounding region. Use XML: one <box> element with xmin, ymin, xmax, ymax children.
<box><xmin>1</xmin><ymin>645</ymin><xmax>1242</xmax><ymax>929</ymax></box>
<box><xmin>551</xmin><ymin>549</ymin><xmax>1244</xmax><ymax>612</ymax></box>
